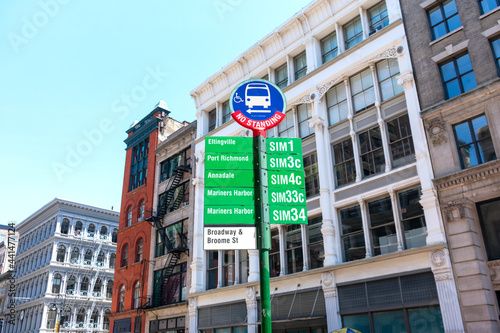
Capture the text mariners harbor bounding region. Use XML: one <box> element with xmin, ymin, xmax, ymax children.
<box><xmin>206</xmin><ymin>207</ymin><xmax>253</xmax><ymax>215</ymax></box>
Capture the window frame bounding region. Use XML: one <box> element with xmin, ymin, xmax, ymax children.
<box><xmin>359</xmin><ymin>126</ymin><xmax>385</xmax><ymax>178</ymax></box>
<box><xmin>387</xmin><ymin>114</ymin><xmax>415</xmax><ymax>168</ymax></box>
<box><xmin>350</xmin><ymin>68</ymin><xmax>375</xmax><ymax>113</ymax></box>
<box><xmin>294</xmin><ymin>51</ymin><xmax>307</xmax><ymax>80</ymax></box>
<box><xmin>133</xmin><ymin>281</ymin><xmax>141</xmax><ymax>309</ymax></box>
<box><xmin>479</xmin><ymin>0</ymin><xmax>500</xmax><ymax>14</ymax></box>
<box><xmin>344</xmin><ymin>16</ymin><xmax>364</xmax><ymax>50</ymax></box>
<box><xmin>333</xmin><ymin>138</ymin><xmax>357</xmax><ymax>187</ymax></box>
<box><xmin>121</xmin><ymin>244</ymin><xmax>129</xmax><ymax>268</ymax></box>
<box><xmin>321</xmin><ymin>31</ymin><xmax>338</xmax><ymax>63</ymax></box>
<box><xmin>297</xmin><ymin>103</ymin><xmax>314</xmax><ymax>138</ymax></box>
<box><xmin>303</xmin><ymin>152</ymin><xmax>320</xmax><ymax>197</ymax></box>
<box><xmin>135</xmin><ymin>238</ymin><xmax>144</xmax><ymax>262</ymax></box>
<box><xmin>222</xmin><ymin>100</ymin><xmax>232</xmax><ymax>124</ymax></box>
<box><xmin>275</xmin><ymin>63</ymin><xmax>288</xmax><ymax>90</ymax></box>
<box><xmin>368</xmin><ymin>1</ymin><xmax>389</xmax><ymax>35</ymax></box>
<box><xmin>439</xmin><ymin>52</ymin><xmax>477</xmax><ymax>99</ymax></box>
<box><xmin>427</xmin><ymin>0</ymin><xmax>461</xmax><ymax>40</ymax></box>
<box><xmin>326</xmin><ymin>82</ymin><xmax>348</xmax><ymax>126</ymax></box>
<box><xmin>208</xmin><ymin>109</ymin><xmax>217</xmax><ymax>132</ymax></box>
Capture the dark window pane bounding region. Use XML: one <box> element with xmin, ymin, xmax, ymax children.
<box><xmin>456</xmin><ymin>54</ymin><xmax>473</xmax><ymax>74</ymax></box>
<box><xmin>368</xmin><ymin>197</ymin><xmax>393</xmax><ymax>228</ymax></box>
<box><xmin>343</xmin><ymin>314</ymin><xmax>370</xmax><ymax>333</ymax></box>
<box><xmin>478</xmin><ymin>199</ymin><xmax>500</xmax><ymax>261</ymax></box>
<box><xmin>440</xmin><ymin>61</ymin><xmax>457</xmax><ymax>82</ymax></box>
<box><xmin>478</xmin><ymin>138</ymin><xmax>496</xmax><ymax>163</ymax></box>
<box><xmin>445</xmin><ymin>79</ymin><xmax>461</xmax><ymax>99</ymax></box>
<box><xmin>341</xmin><ymin>206</ymin><xmax>363</xmax><ymax>234</ymax></box>
<box><xmin>343</xmin><ymin>233</ymin><xmax>366</xmax><ymax>262</ymax></box>
<box><xmin>408</xmin><ymin>306</ymin><xmax>445</xmax><ymax>333</ymax></box>
<box><xmin>372</xmin><ymin>224</ymin><xmax>398</xmax><ymax>255</ymax></box>
<box><xmin>373</xmin><ymin>310</ymin><xmax>406</xmax><ymax>333</ymax></box>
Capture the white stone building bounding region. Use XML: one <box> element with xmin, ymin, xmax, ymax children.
<box><xmin>188</xmin><ymin>0</ymin><xmax>466</xmax><ymax>332</ymax></box>
<box><xmin>4</xmin><ymin>198</ymin><xmax>119</xmax><ymax>333</ymax></box>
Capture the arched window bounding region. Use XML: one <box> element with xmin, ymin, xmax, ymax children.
<box><xmin>109</xmin><ymin>253</ymin><xmax>116</xmax><ymax>269</ymax></box>
<box><xmin>133</xmin><ymin>281</ymin><xmax>141</xmax><ymax>309</ymax></box>
<box><xmin>80</xmin><ymin>277</ymin><xmax>89</xmax><ymax>296</ymax></box>
<box><xmin>76</xmin><ymin>308</ymin><xmax>86</xmax><ymax>326</ymax></box>
<box><xmin>112</xmin><ymin>229</ymin><xmax>118</xmax><ymax>243</ymax></box>
<box><xmin>70</xmin><ymin>248</ymin><xmax>80</xmax><ymax>264</ymax></box>
<box><xmin>56</xmin><ymin>245</ymin><xmax>66</xmax><ymax>263</ymax></box>
<box><xmin>139</xmin><ymin>200</ymin><xmax>145</xmax><ymax>221</ymax></box>
<box><xmin>88</xmin><ymin>224</ymin><xmax>95</xmax><ymax>237</ymax></box>
<box><xmin>135</xmin><ymin>238</ymin><xmax>143</xmax><ymax>262</ymax></box>
<box><xmin>90</xmin><ymin>309</ymin><xmax>98</xmax><ymax>327</ymax></box>
<box><xmin>100</xmin><ymin>226</ymin><xmax>108</xmax><ymax>239</ymax></box>
<box><xmin>106</xmin><ymin>280</ymin><xmax>113</xmax><ymax>299</ymax></box>
<box><xmin>47</xmin><ymin>306</ymin><xmax>57</xmax><ymax>329</ymax></box>
<box><xmin>84</xmin><ymin>249</ymin><xmax>93</xmax><ymax>265</ymax></box>
<box><xmin>97</xmin><ymin>251</ymin><xmax>105</xmax><ymax>266</ymax></box>
<box><xmin>127</xmin><ymin>206</ymin><xmax>133</xmax><ymax>227</ymax></box>
<box><xmin>118</xmin><ymin>284</ymin><xmax>125</xmax><ymax>312</ymax></box>
<box><xmin>62</xmin><ymin>306</ymin><xmax>71</xmax><ymax>327</ymax></box>
<box><xmin>66</xmin><ymin>276</ymin><xmax>76</xmax><ymax>295</ymax></box>
<box><xmin>103</xmin><ymin>309</ymin><xmax>111</xmax><ymax>329</ymax></box>
<box><xmin>121</xmin><ymin>244</ymin><xmax>128</xmax><ymax>267</ymax></box>
<box><xmin>61</xmin><ymin>219</ymin><xmax>70</xmax><ymax>234</ymax></box>
<box><xmin>75</xmin><ymin>221</ymin><xmax>83</xmax><ymax>236</ymax></box>
<box><xmin>93</xmin><ymin>278</ymin><xmax>102</xmax><ymax>297</ymax></box>
<box><xmin>52</xmin><ymin>274</ymin><xmax>62</xmax><ymax>294</ymax></box>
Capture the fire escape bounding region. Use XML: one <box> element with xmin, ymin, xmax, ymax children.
<box><xmin>143</xmin><ymin>165</ymin><xmax>190</xmax><ymax>309</ymax></box>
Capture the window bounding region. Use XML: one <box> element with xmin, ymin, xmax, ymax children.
<box><xmin>491</xmin><ymin>36</ymin><xmax>500</xmax><ymax>75</ymax></box>
<box><xmin>61</xmin><ymin>219</ymin><xmax>69</xmax><ymax>234</ymax></box>
<box><xmin>303</xmin><ymin>153</ymin><xmax>320</xmax><ymax>197</ymax></box>
<box><xmin>112</xmin><ymin>228</ymin><xmax>118</xmax><ymax>243</ymax></box>
<box><xmin>478</xmin><ymin>198</ymin><xmax>500</xmax><ymax>261</ymax></box>
<box><xmin>84</xmin><ymin>249</ymin><xmax>93</xmax><ymax>265</ymax></box>
<box><xmin>350</xmin><ymin>68</ymin><xmax>375</xmax><ymax>113</ymax></box>
<box><xmin>223</xmin><ymin>250</ymin><xmax>236</xmax><ymax>286</ymax></box>
<box><xmin>308</xmin><ymin>216</ymin><xmax>324</xmax><ymax>269</ymax></box>
<box><xmin>399</xmin><ymin>187</ymin><xmax>427</xmax><ymax>249</ymax></box>
<box><xmin>297</xmin><ymin>103</ymin><xmax>313</xmax><ymax>138</ymax></box>
<box><xmin>368</xmin><ymin>196</ymin><xmax>397</xmax><ymax>255</ymax></box>
<box><xmin>100</xmin><ymin>225</ymin><xmax>108</xmax><ymax>237</ymax></box>
<box><xmin>440</xmin><ymin>53</ymin><xmax>477</xmax><ymax>99</ymax></box>
<box><xmin>103</xmin><ymin>310</ymin><xmax>111</xmax><ymax>329</ymax></box>
<box><xmin>88</xmin><ymin>223</ymin><xmax>95</xmax><ymax>236</ymax></box>
<box><xmin>106</xmin><ymin>280</ymin><xmax>114</xmax><ymax>299</ymax></box>
<box><xmin>126</xmin><ymin>206</ymin><xmax>133</xmax><ymax>227</ymax></box>
<box><xmin>136</xmin><ymin>238</ymin><xmax>143</xmax><ymax>262</ymax></box>
<box><xmin>454</xmin><ymin>114</ymin><xmax>496</xmax><ymax>168</ymax></box>
<box><xmin>61</xmin><ymin>306</ymin><xmax>71</xmax><ymax>327</ymax></box>
<box><xmin>119</xmin><ymin>285</ymin><xmax>125</xmax><ymax>312</ymax></box>
<box><xmin>93</xmin><ymin>278</ymin><xmax>102</xmax><ymax>296</ymax></box>
<box><xmin>138</xmin><ymin>200</ymin><xmax>145</xmax><ymax>221</ymax></box>
<box><xmin>56</xmin><ymin>245</ymin><xmax>66</xmax><ymax>263</ymax></box>
<box><xmin>369</xmin><ymin>2</ymin><xmax>389</xmax><ymax>35</ymax></box>
<box><xmin>333</xmin><ymin>138</ymin><xmax>356</xmax><ymax>187</ymax></box>
<box><xmin>207</xmin><ymin>251</ymin><xmax>219</xmax><ymax>290</ymax></box>
<box><xmin>321</xmin><ymin>31</ymin><xmax>338</xmax><ymax>63</ymax></box>
<box><xmin>133</xmin><ymin>281</ymin><xmax>141</xmax><ymax>309</ymax></box>
<box><xmin>480</xmin><ymin>0</ymin><xmax>500</xmax><ymax>14</ymax></box>
<box><xmin>376</xmin><ymin>58</ymin><xmax>403</xmax><ymax>101</ymax></box>
<box><xmin>121</xmin><ymin>244</ymin><xmax>129</xmax><ymax>267</ymax></box>
<box><xmin>359</xmin><ymin>126</ymin><xmax>385</xmax><ymax>177</ymax></box>
<box><xmin>340</xmin><ymin>205</ymin><xmax>366</xmax><ymax>262</ymax></box>
<box><xmin>428</xmin><ymin>0</ymin><xmax>461</xmax><ymax>40</ymax></box>
<box><xmin>160</xmin><ymin>148</ymin><xmax>191</xmax><ymax>182</ymax></box>
<box><xmin>294</xmin><ymin>52</ymin><xmax>307</xmax><ymax>80</ymax></box>
<box><xmin>110</xmin><ymin>253</ymin><xmax>116</xmax><ymax>269</ymax></box>
<box><xmin>157</xmin><ymin>181</ymin><xmax>190</xmax><ymax>215</ymax></box>
<box><xmin>70</xmin><ymin>248</ymin><xmax>79</xmax><ymax>264</ymax></box>
<box><xmin>387</xmin><ymin>114</ymin><xmax>415</xmax><ymax>168</ymax></box>
<box><xmin>270</xmin><ymin>228</ymin><xmax>281</xmax><ymax>277</ymax></box>
<box><xmin>239</xmin><ymin>250</ymin><xmax>249</xmax><ymax>284</ymax></box>
<box><xmin>66</xmin><ymin>276</ymin><xmax>76</xmax><ymax>294</ymax></box>
<box><xmin>76</xmin><ymin>308</ymin><xmax>86</xmax><ymax>324</ymax></box>
<box><xmin>344</xmin><ymin>17</ymin><xmax>363</xmax><ymax>50</ymax></box>
<box><xmin>155</xmin><ymin>220</ymin><xmax>188</xmax><ymax>257</ymax></box>
<box><xmin>278</xmin><ymin>110</ymin><xmax>295</xmax><ymax>138</ymax></box>
<box><xmin>129</xmin><ymin>138</ymin><xmax>149</xmax><ymax>191</ymax></box>
<box><xmin>326</xmin><ymin>82</ymin><xmax>348</xmax><ymax>126</ymax></box>
<box><xmin>47</xmin><ymin>308</ymin><xmax>57</xmax><ymax>329</ymax></box>
<box><xmin>208</xmin><ymin>109</ymin><xmax>217</xmax><ymax>132</ymax></box>
<box><xmin>52</xmin><ymin>274</ymin><xmax>62</xmax><ymax>293</ymax></box>
<box><xmin>275</xmin><ymin>63</ymin><xmax>288</xmax><ymax>89</ymax></box>
<box><xmin>75</xmin><ymin>221</ymin><xmax>83</xmax><ymax>236</ymax></box>
<box><xmin>80</xmin><ymin>277</ymin><xmax>89</xmax><ymax>295</ymax></box>
<box><xmin>222</xmin><ymin>101</ymin><xmax>232</xmax><ymax>124</ymax></box>
<box><xmin>286</xmin><ymin>224</ymin><xmax>303</xmax><ymax>273</ymax></box>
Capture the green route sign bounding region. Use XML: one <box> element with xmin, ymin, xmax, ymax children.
<box><xmin>268</xmin><ymin>188</ymin><xmax>306</xmax><ymax>205</ymax></box>
<box><xmin>205</xmin><ymin>137</ymin><xmax>253</xmax><ymax>153</ymax></box>
<box><xmin>267</xmin><ymin>138</ymin><xmax>302</xmax><ymax>155</ymax></box>
<box><xmin>205</xmin><ymin>152</ymin><xmax>253</xmax><ymax>170</ymax></box>
<box><xmin>204</xmin><ymin>206</ymin><xmax>255</xmax><ymax>225</ymax></box>
<box><xmin>270</xmin><ymin>206</ymin><xmax>307</xmax><ymax>224</ymax></box>
<box><xmin>268</xmin><ymin>170</ymin><xmax>305</xmax><ymax>188</ymax></box>
<box><xmin>205</xmin><ymin>169</ymin><xmax>255</xmax><ymax>188</ymax></box>
<box><xmin>267</xmin><ymin>154</ymin><xmax>303</xmax><ymax>170</ymax></box>
<box><xmin>204</xmin><ymin>188</ymin><xmax>254</xmax><ymax>206</ymax></box>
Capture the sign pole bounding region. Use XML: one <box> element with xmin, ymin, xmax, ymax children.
<box><xmin>254</xmin><ymin>134</ymin><xmax>272</xmax><ymax>333</ymax></box>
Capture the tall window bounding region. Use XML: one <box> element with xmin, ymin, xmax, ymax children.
<box><xmin>80</xmin><ymin>277</ymin><xmax>89</xmax><ymax>295</ymax></box>
<box><xmin>376</xmin><ymin>58</ymin><xmax>403</xmax><ymax>101</ymax></box>
<box><xmin>208</xmin><ymin>109</ymin><xmax>216</xmax><ymax>132</ymax></box>
<box><xmin>326</xmin><ymin>82</ymin><xmax>348</xmax><ymax>126</ymax></box>
<box><xmin>67</xmin><ymin>276</ymin><xmax>76</xmax><ymax>294</ymax></box>
<box><xmin>70</xmin><ymin>248</ymin><xmax>79</xmax><ymax>264</ymax></box>
<box><xmin>121</xmin><ymin>244</ymin><xmax>129</xmax><ymax>267</ymax></box>
<box><xmin>106</xmin><ymin>280</ymin><xmax>114</xmax><ymax>299</ymax></box>
<box><xmin>160</xmin><ymin>147</ymin><xmax>191</xmax><ymax>182</ymax></box>
<box><xmin>368</xmin><ymin>2</ymin><xmax>389</xmax><ymax>35</ymax></box>
<box><xmin>76</xmin><ymin>308</ymin><xmax>86</xmax><ymax>324</ymax></box>
<box><xmin>491</xmin><ymin>36</ymin><xmax>500</xmax><ymax>75</ymax></box>
<box><xmin>138</xmin><ymin>200</ymin><xmax>145</xmax><ymax>221</ymax></box>
<box><xmin>88</xmin><ymin>224</ymin><xmax>95</xmax><ymax>236</ymax></box>
<box><xmin>100</xmin><ymin>226</ymin><xmax>107</xmax><ymax>237</ymax></box>
<box><xmin>359</xmin><ymin>126</ymin><xmax>385</xmax><ymax>177</ymax></box>
<box><xmin>60</xmin><ymin>219</ymin><xmax>69</xmax><ymax>234</ymax></box>
<box><xmin>297</xmin><ymin>103</ymin><xmax>313</xmax><ymax>138</ymax></box>
<box><xmin>222</xmin><ymin>101</ymin><xmax>231</xmax><ymax>124</ymax></box>
<box><xmin>56</xmin><ymin>245</ymin><xmax>66</xmax><ymax>263</ymax></box>
<box><xmin>480</xmin><ymin>0</ymin><xmax>500</xmax><ymax>14</ymax></box>
<box><xmin>270</xmin><ymin>229</ymin><xmax>281</xmax><ymax>277</ymax></box>
<box><xmin>112</xmin><ymin>228</ymin><xmax>118</xmax><ymax>243</ymax></box>
<box><xmin>239</xmin><ymin>251</ymin><xmax>249</xmax><ymax>284</ymax></box>
<box><xmin>98</xmin><ymin>251</ymin><xmax>106</xmax><ymax>266</ymax></box>
<box><xmin>399</xmin><ymin>187</ymin><xmax>427</xmax><ymax>249</ymax></box>
<box><xmin>340</xmin><ymin>205</ymin><xmax>365</xmax><ymax>262</ymax></box>
<box><xmin>478</xmin><ymin>198</ymin><xmax>500</xmax><ymax>261</ymax></box>
<box><xmin>304</xmin><ymin>153</ymin><xmax>320</xmax><ymax>197</ymax></box>
<box><xmin>103</xmin><ymin>310</ymin><xmax>111</xmax><ymax>329</ymax></box>
<box><xmin>207</xmin><ymin>251</ymin><xmax>219</xmax><ymax>290</ymax></box>
<box><xmin>333</xmin><ymin>138</ymin><xmax>356</xmax><ymax>187</ymax></box>
<box><xmin>136</xmin><ymin>238</ymin><xmax>143</xmax><ymax>262</ymax></box>
<box><xmin>133</xmin><ymin>281</ymin><xmax>141</xmax><ymax>309</ymax></box>
<box><xmin>428</xmin><ymin>0</ymin><xmax>461</xmax><ymax>40</ymax></box>
<box><xmin>110</xmin><ymin>253</ymin><xmax>116</xmax><ymax>269</ymax></box>
<box><xmin>387</xmin><ymin>114</ymin><xmax>415</xmax><ymax>168</ymax></box>
<box><xmin>344</xmin><ymin>17</ymin><xmax>363</xmax><ymax>50</ymax></box>
<box><xmin>126</xmin><ymin>206</ymin><xmax>133</xmax><ymax>227</ymax></box>
<box><xmin>308</xmin><ymin>216</ymin><xmax>324</xmax><ymax>269</ymax></box>
<box><xmin>75</xmin><ymin>221</ymin><xmax>83</xmax><ymax>236</ymax></box>
<box><xmin>154</xmin><ymin>263</ymin><xmax>187</xmax><ymax>306</ymax></box>
<box><xmin>286</xmin><ymin>224</ymin><xmax>303</xmax><ymax>273</ymax></box>
<box><xmin>294</xmin><ymin>52</ymin><xmax>307</xmax><ymax>80</ymax></box>
<box><xmin>119</xmin><ymin>285</ymin><xmax>125</xmax><ymax>312</ymax></box>
<box><xmin>129</xmin><ymin>138</ymin><xmax>149</xmax><ymax>191</ymax></box>
<box><xmin>52</xmin><ymin>274</ymin><xmax>62</xmax><ymax>293</ymax></box>
<box><xmin>278</xmin><ymin>110</ymin><xmax>295</xmax><ymax>138</ymax></box>
<box><xmin>453</xmin><ymin>114</ymin><xmax>496</xmax><ymax>168</ymax></box>
<box><xmin>440</xmin><ymin>53</ymin><xmax>477</xmax><ymax>99</ymax></box>
<box><xmin>351</xmin><ymin>68</ymin><xmax>375</xmax><ymax>113</ymax></box>
<box><xmin>223</xmin><ymin>250</ymin><xmax>236</xmax><ymax>286</ymax></box>
<box><xmin>84</xmin><ymin>249</ymin><xmax>93</xmax><ymax>265</ymax></box>
<box><xmin>321</xmin><ymin>31</ymin><xmax>338</xmax><ymax>63</ymax></box>
<box><xmin>368</xmin><ymin>196</ymin><xmax>397</xmax><ymax>255</ymax></box>
<box><xmin>47</xmin><ymin>308</ymin><xmax>57</xmax><ymax>329</ymax></box>
<box><xmin>93</xmin><ymin>278</ymin><xmax>102</xmax><ymax>296</ymax></box>
<box><xmin>155</xmin><ymin>220</ymin><xmax>188</xmax><ymax>257</ymax></box>
<box><xmin>275</xmin><ymin>63</ymin><xmax>288</xmax><ymax>89</ymax></box>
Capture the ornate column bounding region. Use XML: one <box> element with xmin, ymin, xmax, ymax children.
<box><xmin>217</xmin><ymin>250</ymin><xmax>223</xmax><ymax>288</ymax></box>
<box><xmin>286</xmin><ymin>54</ymin><xmax>293</xmax><ymax>86</ymax></box>
<box><xmin>358</xmin><ymin>197</ymin><xmax>372</xmax><ymax>258</ymax></box>
<box><xmin>51</xmin><ymin>242</ymin><xmax>58</xmax><ymax>263</ymax></box>
<box><xmin>47</xmin><ymin>272</ymin><xmax>53</xmax><ymax>295</ymax></box>
<box><xmin>190</xmin><ymin>150</ymin><xmax>206</xmax><ymax>293</ymax></box>
<box><xmin>322</xmin><ymin>272</ymin><xmax>342</xmax><ymax>332</ymax></box>
<box><xmin>388</xmin><ymin>187</ymin><xmax>404</xmax><ymax>251</ymax></box>
<box><xmin>62</xmin><ymin>273</ymin><xmax>68</xmax><ymax>294</ymax></box>
<box><xmin>291</xmin><ymin>106</ymin><xmax>299</xmax><ymax>138</ymax></box>
<box><xmin>55</xmin><ymin>217</ymin><xmax>62</xmax><ymax>234</ymax></box>
<box><xmin>248</xmin><ymin>250</ymin><xmax>260</xmax><ymax>282</ymax></box>
<box><xmin>188</xmin><ymin>297</ymin><xmax>198</xmax><ymax>333</ymax></box>
<box><xmin>40</xmin><ymin>303</ymin><xmax>49</xmax><ymax>329</ymax></box>
<box><xmin>278</xmin><ymin>225</ymin><xmax>286</xmax><ymax>276</ymax></box>
<box><xmin>430</xmin><ymin>249</ymin><xmax>465</xmax><ymax>333</ymax></box>
<box><xmin>66</xmin><ymin>244</ymin><xmax>72</xmax><ymax>263</ymax></box>
<box><xmin>246</xmin><ymin>287</ymin><xmax>258</xmax><ymax>333</ymax></box>
<box><xmin>345</xmin><ymin>79</ymin><xmax>363</xmax><ymax>183</ymax></box>
<box><xmin>305</xmin><ymin>36</ymin><xmax>321</xmax><ymax>73</ymax></box>
<box><xmin>301</xmin><ymin>224</ymin><xmax>309</xmax><ymax>271</ymax></box>
<box><xmin>309</xmin><ymin>115</ymin><xmax>338</xmax><ymax>266</ymax></box>
<box><xmin>235</xmin><ymin>251</ymin><xmax>240</xmax><ymax>284</ymax></box>
<box><xmin>359</xmin><ymin>6</ymin><xmax>370</xmax><ymax>40</ymax></box>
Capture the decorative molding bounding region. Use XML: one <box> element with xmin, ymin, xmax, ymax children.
<box><xmin>434</xmin><ymin>273</ymin><xmax>452</xmax><ymax>281</ymax></box>
<box><xmin>192</xmin><ymin>177</ymin><xmax>204</xmax><ymax>187</ymax></box>
<box><xmin>396</xmin><ymin>70</ymin><xmax>414</xmax><ymax>90</ymax></box>
<box><xmin>289</xmin><ymin>93</ymin><xmax>313</xmax><ymax>106</ymax></box>
<box><xmin>322</xmin><ymin>272</ymin><xmax>334</xmax><ymax>287</ymax></box>
<box><xmin>239</xmin><ymin>129</ymin><xmax>252</xmax><ymax>137</ymax></box>
<box><xmin>324</xmin><ymin>290</ymin><xmax>337</xmax><ymax>298</ymax></box>
<box><xmin>317</xmin><ymin>76</ymin><xmax>345</xmax><ymax>99</ymax></box>
<box><xmin>370</xmin><ymin>46</ymin><xmax>398</xmax><ymax>62</ymax></box>
<box><xmin>425</xmin><ymin>116</ymin><xmax>447</xmax><ymax>146</ymax></box>
<box><xmin>442</xmin><ymin>201</ymin><xmax>466</xmax><ymax>222</ymax></box>
<box><xmin>431</xmin><ymin>250</ymin><xmax>447</xmax><ymax>268</ymax></box>
<box><xmin>434</xmin><ymin>160</ymin><xmax>500</xmax><ymax>190</ymax></box>
<box><xmin>431</xmin><ymin>40</ymin><xmax>469</xmax><ymax>63</ymax></box>
<box><xmin>308</xmin><ymin>116</ymin><xmax>325</xmax><ymax>130</ymax></box>
<box><xmin>246</xmin><ymin>286</ymin><xmax>256</xmax><ymax>301</ymax></box>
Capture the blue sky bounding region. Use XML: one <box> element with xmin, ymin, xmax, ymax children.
<box><xmin>0</xmin><ymin>0</ymin><xmax>312</xmax><ymax>224</ymax></box>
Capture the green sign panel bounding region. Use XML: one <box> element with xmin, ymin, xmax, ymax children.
<box><xmin>204</xmin><ymin>206</ymin><xmax>255</xmax><ymax>225</ymax></box>
<box><xmin>268</xmin><ymin>170</ymin><xmax>305</xmax><ymax>188</ymax></box>
<box><xmin>205</xmin><ymin>169</ymin><xmax>254</xmax><ymax>188</ymax></box>
<box><xmin>270</xmin><ymin>206</ymin><xmax>307</xmax><ymax>224</ymax></box>
<box><xmin>267</xmin><ymin>138</ymin><xmax>302</xmax><ymax>155</ymax></box>
<box><xmin>205</xmin><ymin>137</ymin><xmax>253</xmax><ymax>153</ymax></box>
<box><xmin>267</xmin><ymin>154</ymin><xmax>303</xmax><ymax>170</ymax></box>
<box><xmin>268</xmin><ymin>188</ymin><xmax>306</xmax><ymax>205</ymax></box>
<box><xmin>205</xmin><ymin>153</ymin><xmax>253</xmax><ymax>170</ymax></box>
<box><xmin>204</xmin><ymin>188</ymin><xmax>254</xmax><ymax>206</ymax></box>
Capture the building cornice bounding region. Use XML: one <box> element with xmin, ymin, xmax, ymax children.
<box><xmin>433</xmin><ymin>160</ymin><xmax>500</xmax><ymax>191</ymax></box>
